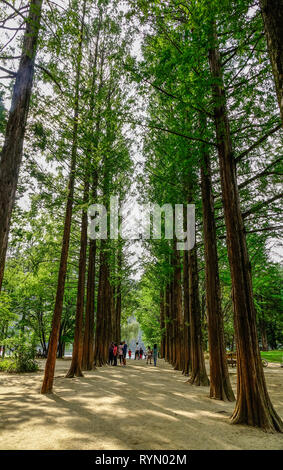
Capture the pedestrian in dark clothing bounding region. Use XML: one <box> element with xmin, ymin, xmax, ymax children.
<box><xmin>108</xmin><ymin>342</ymin><xmax>114</xmax><ymax>365</ymax></box>
<box><xmin>123</xmin><ymin>342</ymin><xmax>128</xmax><ymax>366</ymax></box>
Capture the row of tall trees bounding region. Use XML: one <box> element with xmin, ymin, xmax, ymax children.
<box><xmin>127</xmin><ymin>0</ymin><xmax>283</xmax><ymax>431</ymax></box>
<box><xmin>0</xmin><ymin>0</ymin><xmax>133</xmax><ymax>391</ymax></box>
<box><xmin>0</xmin><ymin>0</ymin><xmax>282</xmax><ymax>434</ymax></box>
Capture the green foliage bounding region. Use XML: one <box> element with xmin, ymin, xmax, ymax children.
<box><xmin>0</xmin><ymin>335</ymin><xmax>39</xmax><ymax>373</ymax></box>
<box><xmin>134</xmin><ymin>276</ymin><xmax>161</xmax><ymax>347</ymax></box>
<box><xmin>121</xmin><ymin>321</ymin><xmax>139</xmax><ymax>344</ymax></box>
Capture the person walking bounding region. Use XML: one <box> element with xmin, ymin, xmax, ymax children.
<box><xmin>118</xmin><ymin>342</ymin><xmax>124</xmax><ymax>365</ymax></box>
<box><xmin>139</xmin><ymin>347</ymin><xmax>143</xmax><ymax>360</ymax></box>
<box><xmin>113</xmin><ymin>343</ymin><xmax>118</xmax><ymax>366</ymax></box>
<box><xmin>146</xmin><ymin>346</ymin><xmax>152</xmax><ymax>365</ymax></box>
<box><xmin>122</xmin><ymin>341</ymin><xmax>127</xmax><ymax>366</ymax></box>
<box><xmin>128</xmin><ymin>349</ymin><xmax>132</xmax><ymax>359</ymax></box>
<box><xmin>135</xmin><ymin>343</ymin><xmax>139</xmax><ymax>360</ymax></box>
<box><xmin>153</xmin><ymin>344</ymin><xmax>158</xmax><ymax>367</ymax></box>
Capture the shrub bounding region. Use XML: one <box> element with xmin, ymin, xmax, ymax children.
<box><xmin>14</xmin><ymin>346</ymin><xmax>39</xmax><ymax>372</ymax></box>
<box><xmin>0</xmin><ymin>345</ymin><xmax>39</xmax><ymax>373</ymax></box>
<box><xmin>0</xmin><ymin>359</ymin><xmax>17</xmax><ymax>372</ymax></box>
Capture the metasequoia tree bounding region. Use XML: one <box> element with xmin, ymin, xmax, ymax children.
<box><xmin>207</xmin><ymin>17</ymin><xmax>283</xmax><ymax>431</ymax></box>
<box><xmin>82</xmin><ymin>34</ymin><xmax>104</xmax><ymax>370</ymax></box>
<box><xmin>41</xmin><ymin>0</ymin><xmax>87</xmax><ymax>394</ymax></box>
<box><xmin>0</xmin><ymin>0</ymin><xmax>43</xmax><ymax>291</ymax></box>
<box><xmin>187</xmin><ymin>242</ymin><xmax>210</xmax><ymax>387</ymax></box>
<box><xmin>65</xmin><ymin>167</ymin><xmax>89</xmax><ymax>378</ymax></box>
<box><xmin>200</xmin><ymin>138</ymin><xmax>235</xmax><ymax>400</ymax></box>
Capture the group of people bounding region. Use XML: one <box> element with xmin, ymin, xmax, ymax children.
<box><xmin>108</xmin><ymin>342</ymin><xmax>158</xmax><ymax>367</ymax></box>
<box><xmin>108</xmin><ymin>341</ymin><xmax>128</xmax><ymax>366</ymax></box>
<box><xmin>134</xmin><ymin>346</ymin><xmax>145</xmax><ymax>360</ymax></box>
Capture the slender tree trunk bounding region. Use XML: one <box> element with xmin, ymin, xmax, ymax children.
<box><xmin>259</xmin><ymin>0</ymin><xmax>283</xmax><ymax>124</ymax></box>
<box><xmin>82</xmin><ymin>171</ymin><xmax>97</xmax><ymax>370</ymax></box>
<box><xmin>183</xmin><ymin>249</ymin><xmax>190</xmax><ymax>376</ymax></box>
<box><xmin>0</xmin><ymin>0</ymin><xmax>43</xmax><ymax>290</ymax></box>
<box><xmin>66</xmin><ymin>172</ymin><xmax>89</xmax><ymax>378</ymax></box>
<box><xmin>81</xmin><ymin>23</ymin><xmax>101</xmax><ymax>371</ymax></box>
<box><xmin>173</xmin><ymin>244</ymin><xmax>183</xmax><ymax>371</ymax></box>
<box><xmin>82</xmin><ymin>236</ymin><xmax>96</xmax><ymax>370</ymax></box>
<box><xmin>57</xmin><ymin>321</ymin><xmax>63</xmax><ymax>358</ymax></box>
<box><xmin>115</xmin><ymin>246</ymin><xmax>122</xmax><ymax>344</ymax></box>
<box><xmin>41</xmin><ymin>1</ymin><xmax>86</xmax><ymax>394</ymax></box>
<box><xmin>200</xmin><ymin>142</ymin><xmax>235</xmax><ymax>401</ymax></box>
<box><xmin>170</xmin><ymin>250</ymin><xmax>177</xmax><ymax>366</ymax></box>
<box><xmin>93</xmin><ymin>246</ymin><xmax>104</xmax><ymax>367</ymax></box>
<box><xmin>94</xmin><ymin>244</ymin><xmax>112</xmax><ymax>366</ymax></box>
<box><xmin>164</xmin><ymin>282</ymin><xmax>170</xmax><ymax>362</ymax></box>
<box><xmin>160</xmin><ymin>287</ymin><xmax>165</xmax><ymax>358</ymax></box>
<box><xmin>187</xmin><ymin>244</ymin><xmax>210</xmax><ymax>386</ymax></box>
<box><xmin>169</xmin><ymin>275</ymin><xmax>174</xmax><ymax>365</ymax></box>
<box><xmin>82</xmin><ymin>38</ymin><xmax>104</xmax><ymax>369</ymax></box>
<box><xmin>208</xmin><ymin>24</ymin><xmax>283</xmax><ymax>431</ymax></box>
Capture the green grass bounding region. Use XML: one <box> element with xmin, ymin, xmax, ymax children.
<box><xmin>260</xmin><ymin>350</ymin><xmax>283</xmax><ymax>363</ymax></box>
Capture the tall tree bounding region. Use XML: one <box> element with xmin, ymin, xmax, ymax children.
<box><xmin>200</xmin><ymin>136</ymin><xmax>235</xmax><ymax>401</ymax></box>
<box><xmin>208</xmin><ymin>18</ymin><xmax>283</xmax><ymax>431</ymax></box>
<box><xmin>41</xmin><ymin>0</ymin><xmax>87</xmax><ymax>394</ymax></box>
<box><xmin>65</xmin><ymin>169</ymin><xmax>89</xmax><ymax>378</ymax></box>
<box><xmin>0</xmin><ymin>0</ymin><xmax>43</xmax><ymax>290</ymax></box>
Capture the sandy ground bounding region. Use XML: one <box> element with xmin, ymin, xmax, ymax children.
<box><xmin>0</xmin><ymin>358</ymin><xmax>282</xmax><ymax>450</ymax></box>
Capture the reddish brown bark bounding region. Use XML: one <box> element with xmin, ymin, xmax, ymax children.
<box><xmin>82</xmin><ymin>236</ymin><xmax>96</xmax><ymax>370</ymax></box>
<box><xmin>200</xmin><ymin>143</ymin><xmax>235</xmax><ymax>401</ymax></box>
<box><xmin>173</xmin><ymin>244</ymin><xmax>183</xmax><ymax>371</ymax></box>
<box><xmin>208</xmin><ymin>24</ymin><xmax>283</xmax><ymax>431</ymax></box>
<box><xmin>0</xmin><ymin>0</ymin><xmax>43</xmax><ymax>291</ymax></box>
<box><xmin>160</xmin><ymin>287</ymin><xmax>165</xmax><ymax>359</ymax></box>
<box><xmin>182</xmin><ymin>249</ymin><xmax>190</xmax><ymax>376</ymax></box>
<box><xmin>94</xmin><ymin>243</ymin><xmax>112</xmax><ymax>366</ymax></box>
<box><xmin>187</xmin><ymin>245</ymin><xmax>209</xmax><ymax>386</ymax></box>
<box><xmin>115</xmin><ymin>247</ymin><xmax>122</xmax><ymax>344</ymax></box>
<box><xmin>164</xmin><ymin>282</ymin><xmax>171</xmax><ymax>362</ymax></box>
<box><xmin>167</xmin><ymin>270</ymin><xmax>174</xmax><ymax>365</ymax></box>
<box><xmin>66</xmin><ymin>173</ymin><xmax>89</xmax><ymax>378</ymax></box>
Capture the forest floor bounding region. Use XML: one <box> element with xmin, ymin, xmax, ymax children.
<box><xmin>0</xmin><ymin>358</ymin><xmax>283</xmax><ymax>450</ymax></box>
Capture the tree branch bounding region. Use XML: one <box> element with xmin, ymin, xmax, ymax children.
<box><xmin>1</xmin><ymin>1</ymin><xmax>27</xmax><ymax>21</ymax></box>
<box><xmin>136</xmin><ymin>121</ymin><xmax>217</xmax><ymax>147</ymax></box>
<box><xmin>242</xmin><ymin>192</ymin><xmax>283</xmax><ymax>218</ymax></box>
<box><xmin>35</xmin><ymin>64</ymin><xmax>63</xmax><ymax>93</ymax></box>
<box><xmin>238</xmin><ymin>156</ymin><xmax>283</xmax><ymax>189</ymax></box>
<box><xmin>0</xmin><ymin>65</ymin><xmax>16</xmax><ymax>77</ymax></box>
<box><xmin>235</xmin><ymin>124</ymin><xmax>282</xmax><ymax>163</ymax></box>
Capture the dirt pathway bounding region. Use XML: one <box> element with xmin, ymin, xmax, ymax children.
<box><xmin>0</xmin><ymin>358</ymin><xmax>282</xmax><ymax>450</ymax></box>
